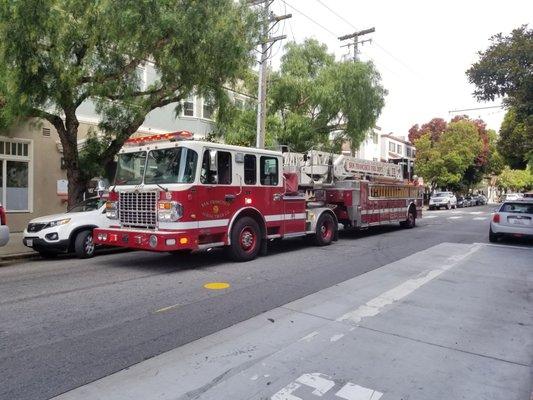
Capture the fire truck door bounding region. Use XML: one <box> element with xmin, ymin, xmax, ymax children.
<box><xmin>197</xmin><ymin>149</ymin><xmax>239</xmax><ymax>240</ymax></box>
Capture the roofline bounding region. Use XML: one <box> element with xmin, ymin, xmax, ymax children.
<box><xmin>381</xmin><ymin>134</ymin><xmax>414</xmax><ymax>146</ymax></box>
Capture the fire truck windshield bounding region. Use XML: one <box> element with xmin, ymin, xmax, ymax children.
<box><xmin>115</xmin><ymin>151</ymin><xmax>147</xmax><ymax>185</ymax></box>
<box><xmin>144</xmin><ymin>147</ymin><xmax>198</xmax><ymax>184</ymax></box>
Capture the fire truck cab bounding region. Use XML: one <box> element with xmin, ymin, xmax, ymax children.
<box><xmin>94</xmin><ymin>132</ymin><xmax>337</xmax><ymax>261</ymax></box>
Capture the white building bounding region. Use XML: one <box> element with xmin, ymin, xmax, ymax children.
<box><xmin>380</xmin><ymin>133</ymin><xmax>416</xmax><ymax>162</ymax></box>
<box><xmin>352</xmin><ymin>128</ymin><xmax>382</xmax><ymax>161</ymax></box>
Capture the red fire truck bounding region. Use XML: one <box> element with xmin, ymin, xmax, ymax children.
<box><xmin>94</xmin><ymin>131</ymin><xmax>422</xmax><ymax>261</ymax></box>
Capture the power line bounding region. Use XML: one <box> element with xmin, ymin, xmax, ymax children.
<box><xmin>313</xmin><ymin>0</ymin><xmax>421</xmax><ymax>77</ymax></box>
<box><xmin>280</xmin><ymin>0</ymin><xmax>338</xmax><ymax>39</ymax></box>
<box><xmin>315</xmin><ymin>0</ymin><xmax>355</xmax><ymax>30</ymax></box>
<box><xmin>449</xmin><ymin>105</ymin><xmax>504</xmax><ymax>113</ymax></box>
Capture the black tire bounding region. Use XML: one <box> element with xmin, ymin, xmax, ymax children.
<box><xmin>402</xmin><ymin>209</ymin><xmax>416</xmax><ymax>229</ymax></box>
<box><xmin>228</xmin><ymin>217</ymin><xmax>261</xmax><ymax>261</ymax></box>
<box><xmin>74</xmin><ymin>230</ymin><xmax>95</xmax><ymax>259</ymax></box>
<box><xmin>39</xmin><ymin>251</ymin><xmax>57</xmax><ymax>259</ymax></box>
<box><xmin>489</xmin><ymin>227</ymin><xmax>498</xmax><ymax>243</ymax></box>
<box><xmin>314</xmin><ymin>212</ymin><xmax>336</xmax><ymax>246</ymax></box>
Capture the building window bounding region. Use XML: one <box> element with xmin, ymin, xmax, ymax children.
<box><xmin>202</xmin><ymin>96</ymin><xmax>215</xmax><ymax>120</ymax></box>
<box><xmin>0</xmin><ymin>138</ymin><xmax>32</xmax><ymax>212</ymax></box>
<box><xmin>182</xmin><ymin>95</ymin><xmax>195</xmax><ymax>117</ymax></box>
<box><xmin>406</xmin><ymin>147</ymin><xmax>412</xmax><ymax>157</ymax></box>
<box><xmin>372</xmin><ymin>132</ymin><xmax>378</xmax><ymax>144</ymax></box>
<box><xmin>397</xmin><ymin>144</ymin><xmax>402</xmax><ymax>154</ymax></box>
<box><xmin>412</xmin><ymin>149</ymin><xmax>416</xmax><ymax>157</ymax></box>
<box><xmin>389</xmin><ymin>142</ymin><xmax>395</xmax><ymax>152</ymax></box>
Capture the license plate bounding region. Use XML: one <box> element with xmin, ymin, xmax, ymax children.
<box><xmin>509</xmin><ymin>218</ymin><xmax>526</xmax><ymax>225</ymax></box>
<box><xmin>26</xmin><ymin>239</ymin><xmax>33</xmax><ymax>247</ymax></box>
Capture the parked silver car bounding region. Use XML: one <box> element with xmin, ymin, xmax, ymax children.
<box><xmin>429</xmin><ymin>192</ymin><xmax>457</xmax><ymax>210</ymax></box>
<box><xmin>489</xmin><ymin>199</ymin><xmax>533</xmax><ymax>242</ymax></box>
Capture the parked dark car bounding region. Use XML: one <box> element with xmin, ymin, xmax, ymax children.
<box><xmin>477</xmin><ymin>195</ymin><xmax>487</xmax><ymax>205</ymax></box>
<box><xmin>464</xmin><ymin>196</ymin><xmax>474</xmax><ymax>207</ymax></box>
<box><xmin>456</xmin><ymin>196</ymin><xmax>466</xmax><ymax>208</ymax></box>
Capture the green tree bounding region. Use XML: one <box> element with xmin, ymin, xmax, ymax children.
<box><xmin>498</xmin><ymin>107</ymin><xmax>533</xmax><ymax>169</ymax></box>
<box><xmin>466</xmin><ymin>25</ymin><xmax>532</xmax><ymax>170</ymax></box>
<box><xmin>217</xmin><ymin>39</ymin><xmax>386</xmax><ymax>152</ymax></box>
<box><xmin>414</xmin><ymin>120</ymin><xmax>482</xmax><ymax>190</ymax></box>
<box><xmin>0</xmin><ymin>0</ymin><xmax>258</xmax><ymax>205</ymax></box>
<box><xmin>496</xmin><ymin>166</ymin><xmax>533</xmax><ymax>191</ymax></box>
<box><xmin>466</xmin><ymin>25</ymin><xmax>532</xmax><ymax>117</ymax></box>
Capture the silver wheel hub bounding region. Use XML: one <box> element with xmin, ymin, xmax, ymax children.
<box><xmin>241</xmin><ymin>231</ymin><xmax>253</xmax><ymax>248</ymax></box>
<box><xmin>85</xmin><ymin>236</ymin><xmax>94</xmax><ymax>254</ymax></box>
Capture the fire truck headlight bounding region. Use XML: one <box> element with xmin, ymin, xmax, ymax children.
<box><xmin>105</xmin><ymin>201</ymin><xmax>118</xmax><ymax>219</ymax></box>
<box><xmin>158</xmin><ymin>201</ymin><xmax>183</xmax><ymax>222</ymax></box>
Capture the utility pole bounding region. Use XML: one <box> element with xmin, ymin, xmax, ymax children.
<box><xmin>339</xmin><ymin>27</ymin><xmax>375</xmax><ymax>61</ymax></box>
<box><xmin>252</xmin><ymin>0</ymin><xmax>291</xmax><ymax>148</ymax></box>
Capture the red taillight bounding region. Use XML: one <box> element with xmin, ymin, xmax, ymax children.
<box><xmin>0</xmin><ymin>206</ymin><xmax>6</xmax><ymax>225</ymax></box>
<box><xmin>492</xmin><ymin>213</ymin><xmax>500</xmax><ymax>223</ymax></box>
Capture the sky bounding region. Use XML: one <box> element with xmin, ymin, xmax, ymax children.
<box><xmin>266</xmin><ymin>0</ymin><xmax>532</xmax><ymax>138</ymax></box>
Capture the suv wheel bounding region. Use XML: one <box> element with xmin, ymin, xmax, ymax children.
<box><xmin>74</xmin><ymin>230</ymin><xmax>96</xmax><ymax>259</ymax></box>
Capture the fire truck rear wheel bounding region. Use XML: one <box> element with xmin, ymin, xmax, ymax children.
<box><xmin>402</xmin><ymin>209</ymin><xmax>416</xmax><ymax>229</ymax></box>
<box><xmin>314</xmin><ymin>213</ymin><xmax>335</xmax><ymax>246</ymax></box>
<box><xmin>228</xmin><ymin>217</ymin><xmax>261</xmax><ymax>261</ymax></box>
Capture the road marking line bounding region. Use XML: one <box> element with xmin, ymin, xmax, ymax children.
<box><xmin>203</xmin><ymin>282</ymin><xmax>230</xmax><ymax>290</ymax></box>
<box><xmin>271</xmin><ymin>373</ymin><xmax>382</xmax><ymax>400</ymax></box>
<box><xmin>469</xmin><ymin>211</ymin><xmax>484</xmax><ymax>215</ymax></box>
<box><xmin>335</xmin><ymin>382</ymin><xmax>383</xmax><ymax>400</ymax></box>
<box><xmin>424</xmin><ymin>215</ymin><xmax>437</xmax><ymax>219</ymax></box>
<box><xmin>299</xmin><ymin>331</ymin><xmax>319</xmax><ymax>342</ymax></box>
<box><xmin>330</xmin><ymin>333</ymin><xmax>345</xmax><ymax>342</ymax></box>
<box><xmin>336</xmin><ymin>244</ymin><xmax>480</xmax><ymax>324</ymax></box>
<box><xmin>472</xmin><ymin>217</ymin><xmax>487</xmax><ymax>220</ymax></box>
<box><xmin>448</xmin><ymin>216</ymin><xmax>463</xmax><ymax>219</ymax></box>
<box><xmin>155</xmin><ymin>303</ymin><xmax>180</xmax><ymax>313</ymax></box>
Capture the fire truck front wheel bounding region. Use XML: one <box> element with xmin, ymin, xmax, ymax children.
<box><xmin>313</xmin><ymin>213</ymin><xmax>336</xmax><ymax>246</ymax></box>
<box><xmin>228</xmin><ymin>217</ymin><xmax>261</xmax><ymax>261</ymax></box>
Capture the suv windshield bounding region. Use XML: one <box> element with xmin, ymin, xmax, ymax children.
<box><xmin>68</xmin><ymin>197</ymin><xmax>105</xmax><ymax>213</ymax></box>
<box><xmin>115</xmin><ymin>151</ymin><xmax>147</xmax><ymax>185</ymax></box>
<box><xmin>435</xmin><ymin>192</ymin><xmax>451</xmax><ymax>197</ymax></box>
<box><xmin>144</xmin><ymin>147</ymin><xmax>198</xmax><ymax>184</ymax></box>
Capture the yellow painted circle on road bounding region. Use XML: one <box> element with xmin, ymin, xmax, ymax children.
<box><xmin>204</xmin><ymin>282</ymin><xmax>230</xmax><ymax>290</ymax></box>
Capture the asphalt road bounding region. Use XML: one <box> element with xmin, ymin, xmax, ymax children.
<box><xmin>0</xmin><ymin>205</ymin><xmax>522</xmax><ymax>400</ymax></box>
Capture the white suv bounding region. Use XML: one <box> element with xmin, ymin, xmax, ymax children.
<box><xmin>429</xmin><ymin>191</ymin><xmax>457</xmax><ymax>210</ymax></box>
<box><xmin>23</xmin><ymin>197</ymin><xmax>111</xmax><ymax>258</ymax></box>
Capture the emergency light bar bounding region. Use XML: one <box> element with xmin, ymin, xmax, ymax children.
<box><xmin>124</xmin><ymin>131</ymin><xmax>193</xmax><ymax>146</ymax></box>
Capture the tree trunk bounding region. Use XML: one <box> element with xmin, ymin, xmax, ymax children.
<box><xmin>59</xmin><ymin>108</ymin><xmax>88</xmax><ymax>208</ymax></box>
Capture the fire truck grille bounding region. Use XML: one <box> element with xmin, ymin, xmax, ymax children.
<box><xmin>119</xmin><ymin>191</ymin><xmax>158</xmax><ymax>229</ymax></box>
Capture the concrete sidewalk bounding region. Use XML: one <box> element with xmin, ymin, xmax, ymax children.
<box><xmin>53</xmin><ymin>242</ymin><xmax>533</xmax><ymax>400</ymax></box>
<box><xmin>0</xmin><ymin>231</ymin><xmax>37</xmax><ymax>261</ymax></box>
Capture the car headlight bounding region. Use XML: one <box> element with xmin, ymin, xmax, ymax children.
<box><xmin>106</xmin><ymin>201</ymin><xmax>118</xmax><ymax>219</ymax></box>
<box><xmin>45</xmin><ymin>218</ymin><xmax>71</xmax><ymax>228</ymax></box>
<box><xmin>158</xmin><ymin>201</ymin><xmax>183</xmax><ymax>222</ymax></box>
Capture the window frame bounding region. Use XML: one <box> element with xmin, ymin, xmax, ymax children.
<box><xmin>0</xmin><ymin>137</ymin><xmax>33</xmax><ymax>213</ymax></box>
<box><xmin>259</xmin><ymin>156</ymin><xmax>279</xmax><ymax>186</ymax></box>
<box><xmin>243</xmin><ymin>154</ymin><xmax>257</xmax><ymax>185</ymax></box>
<box><xmin>181</xmin><ymin>95</ymin><xmax>196</xmax><ymax>117</ymax></box>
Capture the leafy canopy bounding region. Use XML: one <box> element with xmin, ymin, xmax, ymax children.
<box><xmin>217</xmin><ymin>39</ymin><xmax>387</xmax><ymax>152</ymax></box>
<box><xmin>0</xmin><ymin>0</ymin><xmax>259</xmax><ymax>204</ymax></box>
<box><xmin>414</xmin><ymin>120</ymin><xmax>483</xmax><ymax>190</ymax></box>
<box><xmin>496</xmin><ymin>166</ymin><xmax>533</xmax><ymax>191</ymax></box>
<box><xmin>466</xmin><ymin>25</ymin><xmax>532</xmax><ymax>117</ymax></box>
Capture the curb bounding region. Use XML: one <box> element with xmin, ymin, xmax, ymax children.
<box><xmin>0</xmin><ymin>252</ymin><xmax>40</xmax><ymax>262</ymax></box>
<box><xmin>0</xmin><ymin>247</ymin><xmax>132</xmax><ymax>266</ymax></box>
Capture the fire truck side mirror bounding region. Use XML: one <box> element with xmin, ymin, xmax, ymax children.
<box><xmin>209</xmin><ymin>150</ymin><xmax>218</xmax><ymax>172</ymax></box>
